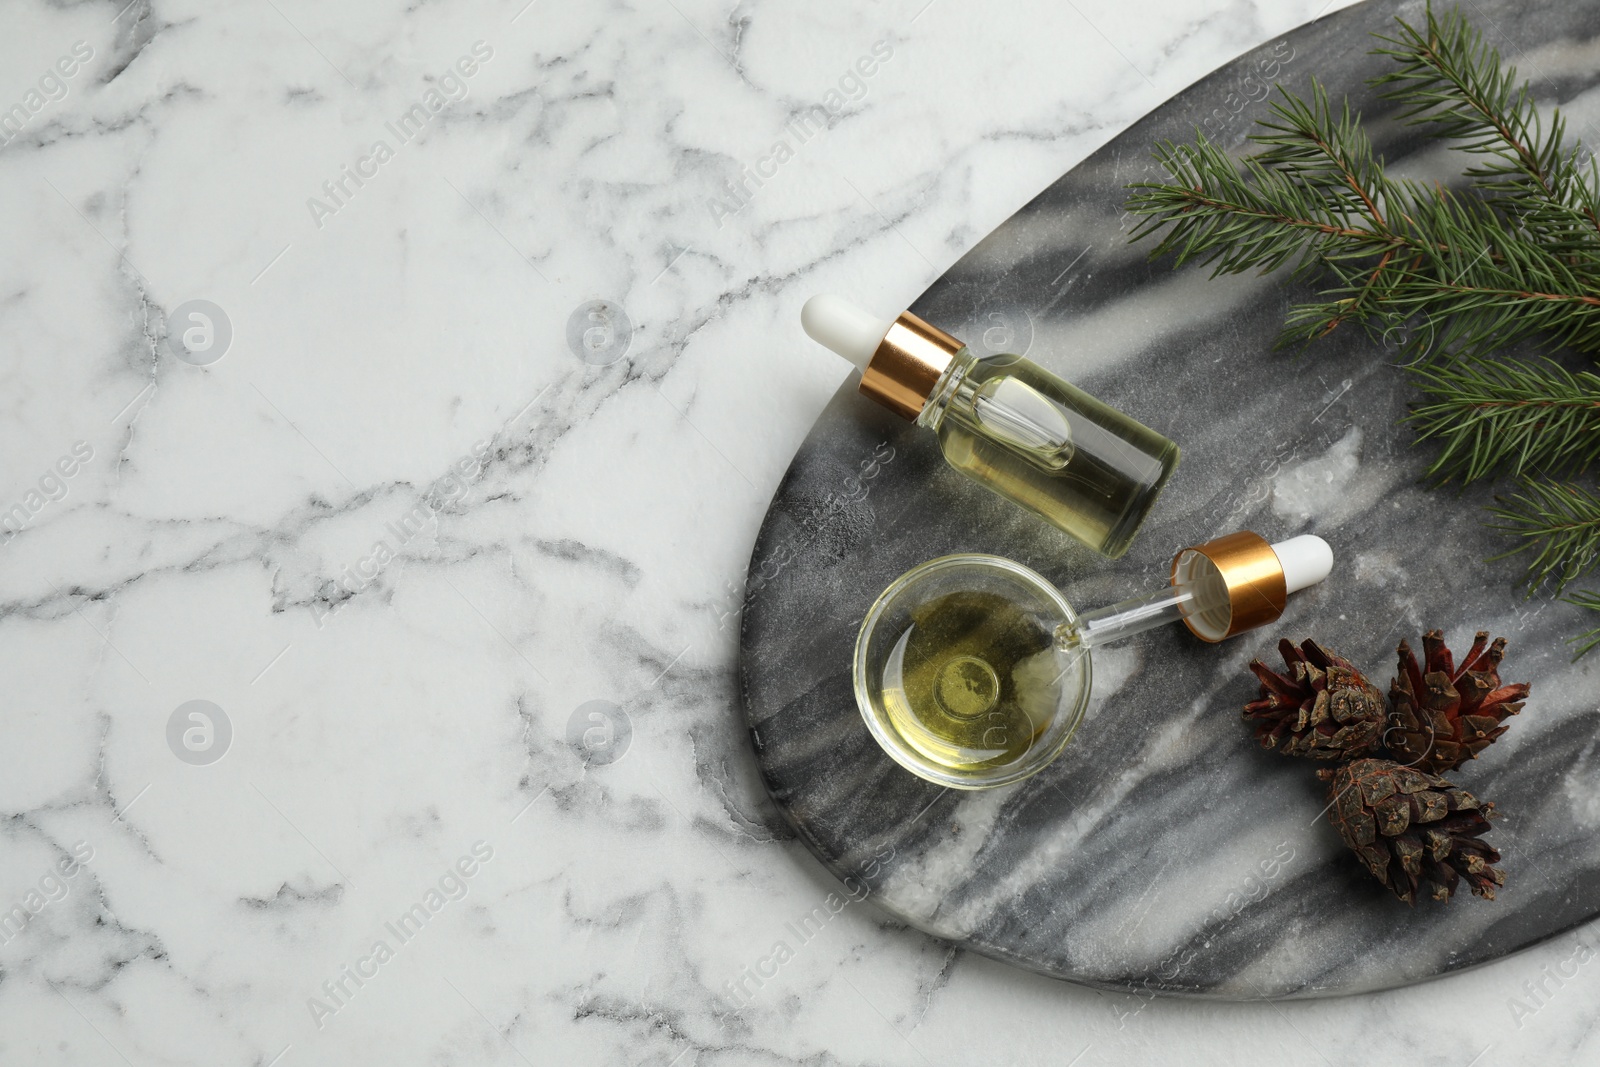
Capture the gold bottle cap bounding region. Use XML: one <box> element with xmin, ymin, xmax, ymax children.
<box><xmin>801</xmin><ymin>296</ymin><xmax>965</xmax><ymax>421</ymax></box>
<box><xmin>1171</xmin><ymin>531</ymin><xmax>1290</xmax><ymax>643</ymax></box>
<box><xmin>858</xmin><ymin>311</ymin><xmax>964</xmax><ymax>421</ymax></box>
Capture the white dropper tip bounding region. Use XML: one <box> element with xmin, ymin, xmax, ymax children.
<box><xmin>801</xmin><ymin>294</ymin><xmax>894</xmax><ymax>374</ymax></box>
<box><xmin>1271</xmin><ymin>534</ymin><xmax>1333</xmax><ymax>595</ymax></box>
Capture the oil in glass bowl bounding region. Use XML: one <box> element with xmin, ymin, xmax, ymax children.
<box><xmin>854</xmin><ymin>556</ymin><xmax>1091</xmax><ymax>789</ymax></box>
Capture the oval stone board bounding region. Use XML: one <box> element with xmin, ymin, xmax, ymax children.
<box><xmin>740</xmin><ymin>0</ymin><xmax>1600</xmax><ymax>998</ymax></box>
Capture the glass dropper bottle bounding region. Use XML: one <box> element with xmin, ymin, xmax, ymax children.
<box><xmin>803</xmin><ymin>295</ymin><xmax>1180</xmax><ymax>559</ymax></box>
<box><xmin>853</xmin><ymin>532</ymin><xmax>1333</xmax><ymax>789</ymax></box>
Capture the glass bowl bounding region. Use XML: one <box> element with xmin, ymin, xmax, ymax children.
<box><xmin>853</xmin><ymin>554</ymin><xmax>1091</xmax><ymax>789</ymax></box>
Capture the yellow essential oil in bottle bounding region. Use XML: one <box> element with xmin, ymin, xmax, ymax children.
<box><xmin>802</xmin><ymin>295</ymin><xmax>1179</xmax><ymax>559</ymax></box>
<box><xmin>923</xmin><ymin>356</ymin><xmax>1178</xmax><ymax>559</ymax></box>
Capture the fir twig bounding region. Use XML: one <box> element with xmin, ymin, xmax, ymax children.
<box><xmin>1562</xmin><ymin>590</ymin><xmax>1600</xmax><ymax>659</ymax></box>
<box><xmin>1371</xmin><ymin>5</ymin><xmax>1600</xmax><ymax>244</ymax></box>
<box><xmin>1127</xmin><ymin>89</ymin><xmax>1600</xmax><ymax>358</ymax></box>
<box><xmin>1408</xmin><ymin>357</ymin><xmax>1600</xmax><ymax>483</ymax></box>
<box><xmin>1128</xmin><ymin>1</ymin><xmax>1600</xmax><ymax>652</ymax></box>
<box><xmin>1487</xmin><ymin>480</ymin><xmax>1600</xmax><ymax>594</ymax></box>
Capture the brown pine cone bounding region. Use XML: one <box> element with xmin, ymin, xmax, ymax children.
<box><xmin>1387</xmin><ymin>630</ymin><xmax>1529</xmax><ymax>773</ymax></box>
<box><xmin>1319</xmin><ymin>758</ymin><xmax>1504</xmax><ymax>904</ymax></box>
<box><xmin>1243</xmin><ymin>638</ymin><xmax>1385</xmax><ymax>760</ymax></box>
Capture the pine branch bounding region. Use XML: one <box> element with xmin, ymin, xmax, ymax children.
<box><xmin>1250</xmin><ymin>82</ymin><xmax>1394</xmax><ymax>225</ymax></box>
<box><xmin>1487</xmin><ymin>480</ymin><xmax>1600</xmax><ymax>593</ymax></box>
<box><xmin>1127</xmin><ymin>77</ymin><xmax>1600</xmax><ymax>357</ymax></box>
<box><xmin>1371</xmin><ymin>3</ymin><xmax>1600</xmax><ymax>243</ymax></box>
<box><xmin>1408</xmin><ymin>357</ymin><xmax>1600</xmax><ymax>483</ymax></box>
<box><xmin>1563</xmin><ymin>590</ymin><xmax>1600</xmax><ymax>659</ymax></box>
<box><xmin>1125</xmin><ymin>132</ymin><xmax>1399</xmax><ymax>280</ymax></box>
<box><xmin>1127</xmin><ymin>1</ymin><xmax>1600</xmax><ymax>653</ymax></box>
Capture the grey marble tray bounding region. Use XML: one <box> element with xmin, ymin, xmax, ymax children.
<box><xmin>739</xmin><ymin>0</ymin><xmax>1600</xmax><ymax>998</ymax></box>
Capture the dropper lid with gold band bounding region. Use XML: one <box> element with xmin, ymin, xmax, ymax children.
<box><xmin>801</xmin><ymin>295</ymin><xmax>963</xmax><ymax>421</ymax></box>
<box><xmin>1172</xmin><ymin>532</ymin><xmax>1333</xmax><ymax>642</ymax></box>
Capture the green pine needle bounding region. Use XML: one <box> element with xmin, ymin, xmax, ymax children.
<box><xmin>1371</xmin><ymin>5</ymin><xmax>1600</xmax><ymax>243</ymax></box>
<box><xmin>1408</xmin><ymin>356</ymin><xmax>1600</xmax><ymax>483</ymax></box>
<box><xmin>1487</xmin><ymin>480</ymin><xmax>1600</xmax><ymax>594</ymax></box>
<box><xmin>1127</xmin><ymin>1</ymin><xmax>1600</xmax><ymax>653</ymax></box>
<box><xmin>1563</xmin><ymin>590</ymin><xmax>1600</xmax><ymax>659</ymax></box>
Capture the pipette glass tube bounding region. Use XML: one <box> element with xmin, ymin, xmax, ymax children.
<box><xmin>853</xmin><ymin>532</ymin><xmax>1333</xmax><ymax>788</ymax></box>
<box><xmin>1065</xmin><ymin>584</ymin><xmax>1198</xmax><ymax>650</ymax></box>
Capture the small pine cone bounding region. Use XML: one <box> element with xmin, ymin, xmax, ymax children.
<box><xmin>1318</xmin><ymin>758</ymin><xmax>1504</xmax><ymax>904</ymax></box>
<box><xmin>1387</xmin><ymin>630</ymin><xmax>1529</xmax><ymax>773</ymax></box>
<box><xmin>1243</xmin><ymin>638</ymin><xmax>1385</xmax><ymax>760</ymax></box>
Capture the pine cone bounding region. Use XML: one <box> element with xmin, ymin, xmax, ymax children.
<box><xmin>1386</xmin><ymin>630</ymin><xmax>1529</xmax><ymax>773</ymax></box>
<box><xmin>1243</xmin><ymin>638</ymin><xmax>1384</xmax><ymax>760</ymax></box>
<box><xmin>1319</xmin><ymin>758</ymin><xmax>1503</xmax><ymax>904</ymax></box>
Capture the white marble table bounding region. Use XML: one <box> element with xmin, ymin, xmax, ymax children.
<box><xmin>2</xmin><ymin>0</ymin><xmax>1595</xmax><ymax>1064</ymax></box>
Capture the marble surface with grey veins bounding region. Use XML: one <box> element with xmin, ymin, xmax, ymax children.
<box><xmin>743</xmin><ymin>0</ymin><xmax>1600</xmax><ymax>1011</ymax></box>
<box><xmin>4</xmin><ymin>0</ymin><xmax>1600</xmax><ymax>1064</ymax></box>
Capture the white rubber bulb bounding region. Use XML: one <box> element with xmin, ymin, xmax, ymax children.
<box><xmin>801</xmin><ymin>294</ymin><xmax>894</xmax><ymax>373</ymax></box>
<box><xmin>1271</xmin><ymin>534</ymin><xmax>1334</xmax><ymax>594</ymax></box>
